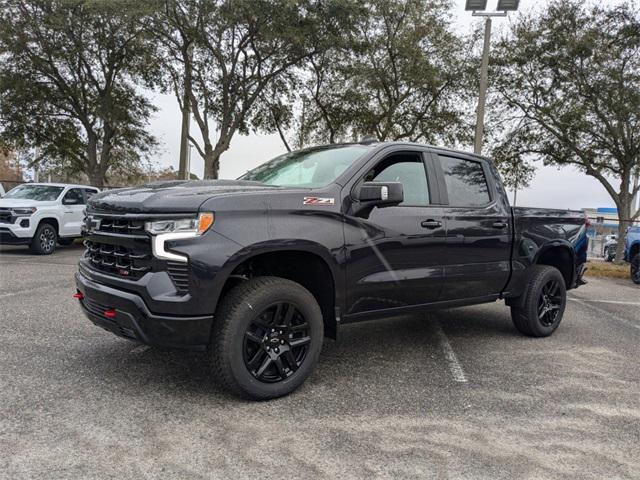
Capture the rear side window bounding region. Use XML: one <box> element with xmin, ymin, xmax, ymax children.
<box><xmin>63</xmin><ymin>188</ymin><xmax>85</xmax><ymax>205</ymax></box>
<box><xmin>440</xmin><ymin>156</ymin><xmax>490</xmax><ymax>206</ymax></box>
<box><xmin>84</xmin><ymin>189</ymin><xmax>98</xmax><ymax>200</ymax></box>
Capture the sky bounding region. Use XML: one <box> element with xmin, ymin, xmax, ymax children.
<box><xmin>145</xmin><ymin>0</ymin><xmax>631</xmax><ymax>211</ymax></box>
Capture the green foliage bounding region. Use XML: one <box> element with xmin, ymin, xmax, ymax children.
<box><xmin>0</xmin><ymin>0</ymin><xmax>158</xmax><ymax>186</ymax></box>
<box><xmin>292</xmin><ymin>0</ymin><xmax>474</xmax><ymax>147</ymax></box>
<box><xmin>491</xmin><ymin>0</ymin><xmax>640</xmax><ymax>225</ymax></box>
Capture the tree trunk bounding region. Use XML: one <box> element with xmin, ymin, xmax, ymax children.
<box><xmin>615</xmin><ymin>199</ymin><xmax>631</xmax><ymax>264</ymax></box>
<box><xmin>86</xmin><ymin>133</ymin><xmax>105</xmax><ymax>188</ymax></box>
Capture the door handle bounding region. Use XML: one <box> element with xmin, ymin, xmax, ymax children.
<box><xmin>492</xmin><ymin>221</ymin><xmax>508</xmax><ymax>229</ymax></box>
<box><xmin>421</xmin><ymin>220</ymin><xmax>442</xmax><ymax>229</ymax></box>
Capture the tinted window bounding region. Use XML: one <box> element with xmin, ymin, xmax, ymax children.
<box><xmin>365</xmin><ymin>156</ymin><xmax>430</xmax><ymax>206</ymax></box>
<box><xmin>84</xmin><ymin>189</ymin><xmax>98</xmax><ymax>200</ymax></box>
<box><xmin>440</xmin><ymin>156</ymin><xmax>490</xmax><ymax>206</ymax></box>
<box><xmin>63</xmin><ymin>188</ymin><xmax>85</xmax><ymax>205</ymax></box>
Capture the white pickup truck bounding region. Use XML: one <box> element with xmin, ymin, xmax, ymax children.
<box><xmin>0</xmin><ymin>183</ymin><xmax>99</xmax><ymax>254</ymax></box>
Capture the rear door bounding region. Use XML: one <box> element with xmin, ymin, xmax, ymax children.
<box><xmin>433</xmin><ymin>152</ymin><xmax>512</xmax><ymax>301</ymax></box>
<box><xmin>60</xmin><ymin>188</ymin><xmax>86</xmax><ymax>236</ymax></box>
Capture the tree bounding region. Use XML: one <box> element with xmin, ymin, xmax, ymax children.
<box><xmin>491</xmin><ymin>0</ymin><xmax>640</xmax><ymax>261</ymax></box>
<box><xmin>0</xmin><ymin>0</ymin><xmax>157</xmax><ymax>187</ymax></box>
<box><xmin>291</xmin><ymin>0</ymin><xmax>473</xmax><ymax>147</ymax></box>
<box><xmin>149</xmin><ymin>0</ymin><xmax>346</xmax><ymax>179</ymax></box>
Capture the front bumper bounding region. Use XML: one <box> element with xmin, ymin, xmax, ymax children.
<box><xmin>0</xmin><ymin>227</ymin><xmax>31</xmax><ymax>244</ymax></box>
<box><xmin>75</xmin><ymin>271</ymin><xmax>213</xmax><ymax>350</ymax></box>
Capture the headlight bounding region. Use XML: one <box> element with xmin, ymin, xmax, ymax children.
<box><xmin>145</xmin><ymin>212</ymin><xmax>214</xmax><ymax>263</ymax></box>
<box><xmin>145</xmin><ymin>212</ymin><xmax>214</xmax><ymax>236</ymax></box>
<box><xmin>12</xmin><ymin>207</ymin><xmax>37</xmax><ymax>216</ymax></box>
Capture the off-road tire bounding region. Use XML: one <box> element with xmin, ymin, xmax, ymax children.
<box><xmin>631</xmin><ymin>254</ymin><xmax>640</xmax><ymax>285</ymax></box>
<box><xmin>30</xmin><ymin>222</ymin><xmax>58</xmax><ymax>255</ymax></box>
<box><xmin>210</xmin><ymin>276</ymin><xmax>323</xmax><ymax>400</ymax></box>
<box><xmin>510</xmin><ymin>265</ymin><xmax>567</xmax><ymax>337</ymax></box>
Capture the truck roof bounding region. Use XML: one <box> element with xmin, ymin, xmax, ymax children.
<box><xmin>19</xmin><ymin>182</ymin><xmax>99</xmax><ymax>189</ymax></box>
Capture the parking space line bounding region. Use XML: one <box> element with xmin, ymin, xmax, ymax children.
<box><xmin>0</xmin><ymin>285</ymin><xmax>66</xmax><ymax>299</ymax></box>
<box><xmin>569</xmin><ymin>297</ymin><xmax>640</xmax><ymax>332</ymax></box>
<box><xmin>575</xmin><ymin>299</ymin><xmax>640</xmax><ymax>306</ymax></box>
<box><xmin>433</xmin><ymin>319</ymin><xmax>468</xmax><ymax>383</ymax></box>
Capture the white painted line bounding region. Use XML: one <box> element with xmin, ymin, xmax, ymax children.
<box><xmin>576</xmin><ymin>299</ymin><xmax>640</xmax><ymax>306</ymax></box>
<box><xmin>569</xmin><ymin>297</ymin><xmax>640</xmax><ymax>332</ymax></box>
<box><xmin>433</xmin><ymin>320</ymin><xmax>468</xmax><ymax>383</ymax></box>
<box><xmin>129</xmin><ymin>345</ymin><xmax>150</xmax><ymax>355</ymax></box>
<box><xmin>0</xmin><ymin>285</ymin><xmax>58</xmax><ymax>299</ymax></box>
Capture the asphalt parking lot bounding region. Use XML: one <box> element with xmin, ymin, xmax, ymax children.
<box><xmin>1</xmin><ymin>245</ymin><xmax>639</xmax><ymax>479</ymax></box>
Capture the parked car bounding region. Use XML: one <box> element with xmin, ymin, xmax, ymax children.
<box><xmin>0</xmin><ymin>183</ymin><xmax>5</xmax><ymax>197</ymax></box>
<box><xmin>0</xmin><ymin>183</ymin><xmax>99</xmax><ymax>254</ymax></box>
<box><xmin>624</xmin><ymin>226</ymin><xmax>640</xmax><ymax>284</ymax></box>
<box><xmin>603</xmin><ymin>234</ymin><xmax>618</xmax><ymax>262</ymax></box>
<box><xmin>74</xmin><ymin>142</ymin><xmax>588</xmax><ymax>399</ymax></box>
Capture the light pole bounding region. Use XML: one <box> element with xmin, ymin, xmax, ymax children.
<box><xmin>466</xmin><ymin>0</ymin><xmax>520</xmax><ymax>155</ymax></box>
<box><xmin>186</xmin><ymin>143</ymin><xmax>193</xmax><ymax>181</ymax></box>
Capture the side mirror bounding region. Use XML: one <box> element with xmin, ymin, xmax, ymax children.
<box><xmin>352</xmin><ymin>181</ymin><xmax>403</xmax><ymax>217</ymax></box>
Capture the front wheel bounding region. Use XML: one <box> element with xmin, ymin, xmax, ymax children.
<box><xmin>30</xmin><ymin>222</ymin><xmax>57</xmax><ymax>255</ymax></box>
<box><xmin>631</xmin><ymin>254</ymin><xmax>640</xmax><ymax>285</ymax></box>
<box><xmin>210</xmin><ymin>276</ymin><xmax>323</xmax><ymax>400</ymax></box>
<box><xmin>511</xmin><ymin>265</ymin><xmax>567</xmax><ymax>337</ymax></box>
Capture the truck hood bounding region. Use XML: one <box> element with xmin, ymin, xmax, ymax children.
<box><xmin>89</xmin><ymin>180</ymin><xmax>283</xmax><ymax>213</ymax></box>
<box><xmin>0</xmin><ymin>199</ymin><xmax>57</xmax><ymax>208</ymax></box>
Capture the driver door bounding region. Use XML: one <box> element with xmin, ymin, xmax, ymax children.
<box><xmin>344</xmin><ymin>150</ymin><xmax>447</xmax><ymax>317</ymax></box>
<box><xmin>60</xmin><ymin>188</ymin><xmax>86</xmax><ymax>236</ymax></box>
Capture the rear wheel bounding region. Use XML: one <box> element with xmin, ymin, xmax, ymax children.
<box><xmin>631</xmin><ymin>254</ymin><xmax>640</xmax><ymax>285</ymax></box>
<box><xmin>210</xmin><ymin>276</ymin><xmax>323</xmax><ymax>400</ymax></box>
<box><xmin>30</xmin><ymin>222</ymin><xmax>57</xmax><ymax>255</ymax></box>
<box><xmin>511</xmin><ymin>265</ymin><xmax>567</xmax><ymax>337</ymax></box>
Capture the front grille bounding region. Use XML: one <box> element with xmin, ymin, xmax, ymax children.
<box><xmin>96</xmin><ymin>217</ymin><xmax>146</xmax><ymax>235</ymax></box>
<box><xmin>167</xmin><ymin>261</ymin><xmax>190</xmax><ymax>294</ymax></box>
<box><xmin>83</xmin><ymin>212</ymin><xmax>191</xmax><ymax>295</ymax></box>
<box><xmin>0</xmin><ymin>208</ymin><xmax>13</xmax><ymax>224</ymax></box>
<box><xmin>84</xmin><ymin>239</ymin><xmax>152</xmax><ymax>280</ymax></box>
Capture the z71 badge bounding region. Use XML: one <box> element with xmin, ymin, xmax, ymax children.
<box><xmin>303</xmin><ymin>197</ymin><xmax>335</xmax><ymax>206</ymax></box>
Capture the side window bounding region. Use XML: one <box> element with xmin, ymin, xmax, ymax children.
<box><xmin>364</xmin><ymin>154</ymin><xmax>430</xmax><ymax>206</ymax></box>
<box><xmin>84</xmin><ymin>189</ymin><xmax>98</xmax><ymax>201</ymax></box>
<box><xmin>63</xmin><ymin>188</ymin><xmax>85</xmax><ymax>205</ymax></box>
<box><xmin>440</xmin><ymin>156</ymin><xmax>490</xmax><ymax>206</ymax></box>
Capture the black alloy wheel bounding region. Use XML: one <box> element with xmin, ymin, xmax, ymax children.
<box><xmin>631</xmin><ymin>254</ymin><xmax>640</xmax><ymax>285</ymax></box>
<box><xmin>210</xmin><ymin>276</ymin><xmax>323</xmax><ymax>400</ymax></box>
<box><xmin>243</xmin><ymin>302</ymin><xmax>311</xmax><ymax>383</ymax></box>
<box><xmin>510</xmin><ymin>265</ymin><xmax>567</xmax><ymax>337</ymax></box>
<box><xmin>537</xmin><ymin>279</ymin><xmax>563</xmax><ymax>327</ymax></box>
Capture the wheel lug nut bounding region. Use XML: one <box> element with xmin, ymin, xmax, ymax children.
<box><xmin>271</xmin><ymin>328</ymin><xmax>275</xmax><ymax>332</ymax></box>
<box><xmin>266</xmin><ymin>346</ymin><xmax>270</xmax><ymax>351</ymax></box>
<box><xmin>280</xmin><ymin>339</ymin><xmax>284</xmax><ymax>344</ymax></box>
<box><xmin>279</xmin><ymin>330</ymin><xmax>283</xmax><ymax>334</ymax></box>
<box><xmin>275</xmin><ymin>348</ymin><xmax>279</xmax><ymax>353</ymax></box>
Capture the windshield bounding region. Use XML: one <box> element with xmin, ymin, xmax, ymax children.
<box><xmin>239</xmin><ymin>145</ymin><xmax>371</xmax><ymax>187</ymax></box>
<box><xmin>4</xmin><ymin>185</ymin><xmax>64</xmax><ymax>201</ymax></box>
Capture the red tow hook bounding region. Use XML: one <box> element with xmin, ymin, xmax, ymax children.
<box><xmin>73</xmin><ymin>292</ymin><xmax>84</xmax><ymax>300</ymax></box>
<box><xmin>103</xmin><ymin>309</ymin><xmax>117</xmax><ymax>319</ymax></box>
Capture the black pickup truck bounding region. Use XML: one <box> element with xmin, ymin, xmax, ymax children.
<box><xmin>75</xmin><ymin>141</ymin><xmax>588</xmax><ymax>399</ymax></box>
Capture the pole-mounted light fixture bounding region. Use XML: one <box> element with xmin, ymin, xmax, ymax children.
<box><xmin>496</xmin><ymin>0</ymin><xmax>520</xmax><ymax>11</ymax></box>
<box><xmin>467</xmin><ymin>0</ymin><xmax>521</xmax><ymax>155</ymax></box>
<box><xmin>464</xmin><ymin>0</ymin><xmax>488</xmax><ymax>11</ymax></box>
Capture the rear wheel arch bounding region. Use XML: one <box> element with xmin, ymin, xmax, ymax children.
<box><xmin>534</xmin><ymin>244</ymin><xmax>575</xmax><ymax>288</ymax></box>
<box><xmin>630</xmin><ymin>242</ymin><xmax>640</xmax><ymax>258</ymax></box>
<box><xmin>216</xmin><ymin>248</ymin><xmax>340</xmax><ymax>339</ymax></box>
